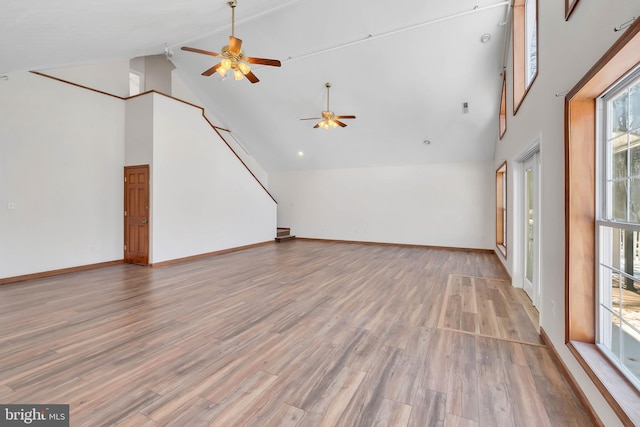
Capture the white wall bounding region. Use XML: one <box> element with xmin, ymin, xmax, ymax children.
<box><xmin>143</xmin><ymin>55</ymin><xmax>175</xmax><ymax>94</ymax></box>
<box><xmin>0</xmin><ymin>71</ymin><xmax>125</xmax><ymax>278</ymax></box>
<box><xmin>493</xmin><ymin>1</ymin><xmax>640</xmax><ymax>425</ymax></box>
<box><xmin>1</xmin><ymin>70</ymin><xmax>278</xmax><ymax>278</ymax></box>
<box><xmin>39</xmin><ymin>60</ymin><xmax>130</xmax><ymax>98</ymax></box>
<box><xmin>171</xmin><ymin>70</ymin><xmax>270</xmax><ymax>187</ymax></box>
<box><xmin>125</xmin><ymin>94</ymin><xmax>154</xmax><ymax>166</ymax></box>
<box><xmin>151</xmin><ymin>94</ymin><xmax>277</xmax><ymax>263</ymax></box>
<box><xmin>270</xmin><ymin>161</ymin><xmax>493</xmax><ymax>249</ymax></box>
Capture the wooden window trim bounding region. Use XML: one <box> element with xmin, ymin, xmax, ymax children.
<box><xmin>499</xmin><ymin>73</ymin><xmax>507</xmax><ymax>139</ymax></box>
<box><xmin>565</xmin><ymin>17</ymin><xmax>640</xmax><ymax>426</ymax></box>
<box><xmin>496</xmin><ymin>161</ymin><xmax>508</xmax><ymax>257</ymax></box>
<box><xmin>565</xmin><ymin>0</ymin><xmax>580</xmax><ymax>21</ymax></box>
<box><xmin>513</xmin><ymin>0</ymin><xmax>539</xmax><ymax>115</ymax></box>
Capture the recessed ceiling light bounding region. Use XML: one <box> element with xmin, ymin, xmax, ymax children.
<box><xmin>480</xmin><ymin>34</ymin><xmax>491</xmax><ymax>44</ymax></box>
<box><xmin>423</xmin><ymin>139</ymin><xmax>431</xmax><ymax>145</ymax></box>
<box><xmin>298</xmin><ymin>151</ymin><xmax>304</xmax><ymax>157</ymax></box>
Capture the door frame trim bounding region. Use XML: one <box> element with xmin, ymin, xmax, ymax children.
<box><xmin>514</xmin><ymin>139</ymin><xmax>541</xmax><ymax>308</ymax></box>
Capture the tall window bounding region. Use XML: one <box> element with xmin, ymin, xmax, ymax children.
<box><xmin>566</xmin><ymin>17</ymin><xmax>640</xmax><ymax>425</ymax></box>
<box><xmin>597</xmin><ymin>67</ymin><xmax>640</xmax><ymax>390</ymax></box>
<box><xmin>524</xmin><ymin>0</ymin><xmax>537</xmax><ymax>86</ymax></box>
<box><xmin>499</xmin><ymin>73</ymin><xmax>507</xmax><ymax>139</ymax></box>
<box><xmin>496</xmin><ymin>162</ymin><xmax>507</xmax><ymax>257</ymax></box>
<box><xmin>513</xmin><ymin>0</ymin><xmax>538</xmax><ymax>114</ymax></box>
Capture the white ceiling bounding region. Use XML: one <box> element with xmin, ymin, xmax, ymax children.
<box><xmin>1</xmin><ymin>0</ymin><xmax>510</xmax><ymax>173</ymax></box>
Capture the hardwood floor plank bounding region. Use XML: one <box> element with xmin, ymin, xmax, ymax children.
<box><xmin>476</xmin><ymin>338</ymin><xmax>517</xmax><ymax>426</ymax></box>
<box><xmin>504</xmin><ymin>362</ymin><xmax>553</xmax><ymax>427</ymax></box>
<box><xmin>0</xmin><ymin>240</ymin><xmax>593</xmax><ymax>426</ymax></box>
<box><xmin>260</xmin><ymin>404</ymin><xmax>306</xmax><ymax>427</ymax></box>
<box><xmin>334</xmin><ymin>345</ymin><xmax>403</xmax><ymax>427</ymax></box>
<box><xmin>522</xmin><ymin>345</ymin><xmax>593</xmax><ymax>426</ymax></box>
<box><xmin>372</xmin><ymin>399</ymin><xmax>412</xmax><ymax>427</ymax></box>
<box><xmin>443</xmin><ymin>413</ymin><xmax>479</xmax><ymax>427</ymax></box>
<box><xmin>460</xmin><ymin>312</ymin><xmax>477</xmax><ymax>334</ymax></box>
<box><xmin>446</xmin><ymin>333</ymin><xmax>479</xmax><ymax>422</ymax></box>
<box><xmin>114</xmin><ymin>412</ymin><xmax>157</xmax><ymax>426</ymax></box>
<box><xmin>443</xmin><ymin>294</ymin><xmax>462</xmax><ymax>330</ymax></box>
<box><xmin>409</xmin><ymin>387</ymin><xmax>447</xmax><ymax>427</ymax></box>
<box><xmin>420</xmin><ymin>329</ymin><xmax>454</xmax><ymax>394</ymax></box>
<box><xmin>461</xmin><ymin>276</ymin><xmax>477</xmax><ymax>314</ymax></box>
<box><xmin>318</xmin><ymin>368</ymin><xmax>366</xmax><ymax>426</ymax></box>
<box><xmin>73</xmin><ymin>387</ymin><xmax>160</xmax><ymax>427</ymax></box>
<box><xmin>382</xmin><ymin>322</ymin><xmax>411</xmax><ymax>350</ymax></box>
<box><xmin>495</xmin><ymin>339</ymin><xmax>529</xmax><ymax>367</ymax></box>
<box><xmin>207</xmin><ymin>371</ymin><xmax>279</xmax><ymax>427</ymax></box>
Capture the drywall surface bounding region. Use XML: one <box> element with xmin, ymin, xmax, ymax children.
<box><xmin>151</xmin><ymin>94</ymin><xmax>276</xmax><ymax>263</ymax></box>
<box><xmin>270</xmin><ymin>161</ymin><xmax>493</xmax><ymax>250</ymax></box>
<box><xmin>0</xmin><ymin>71</ymin><xmax>125</xmax><ymax>278</ymax></box>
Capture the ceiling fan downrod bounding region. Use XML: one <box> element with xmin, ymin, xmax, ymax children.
<box><xmin>326</xmin><ymin>82</ymin><xmax>331</xmax><ymax>112</ymax></box>
<box><xmin>228</xmin><ymin>1</ymin><xmax>237</xmax><ymax>37</ymax></box>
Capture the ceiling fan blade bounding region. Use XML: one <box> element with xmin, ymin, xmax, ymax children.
<box><xmin>313</xmin><ymin>123</ymin><xmax>321</xmax><ymax>128</ymax></box>
<box><xmin>246</xmin><ymin>57</ymin><xmax>282</xmax><ymax>67</ymax></box>
<box><xmin>244</xmin><ymin>70</ymin><xmax>260</xmax><ymax>83</ymax></box>
<box><xmin>229</xmin><ymin>36</ymin><xmax>243</xmax><ymax>55</ymax></box>
<box><xmin>201</xmin><ymin>63</ymin><xmax>222</xmax><ymax>76</ymax></box>
<box><xmin>334</xmin><ymin>120</ymin><xmax>348</xmax><ymax>127</ymax></box>
<box><xmin>334</xmin><ymin>115</ymin><xmax>356</xmax><ymax>119</ymax></box>
<box><xmin>300</xmin><ymin>117</ymin><xmax>323</xmax><ymax>120</ymax></box>
<box><xmin>181</xmin><ymin>46</ymin><xmax>221</xmax><ymax>57</ymax></box>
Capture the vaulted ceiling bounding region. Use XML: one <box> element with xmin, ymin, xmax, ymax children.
<box><xmin>2</xmin><ymin>0</ymin><xmax>510</xmax><ymax>172</ymax></box>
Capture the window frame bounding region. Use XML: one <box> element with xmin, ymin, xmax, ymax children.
<box><xmin>565</xmin><ymin>0</ymin><xmax>580</xmax><ymax>21</ymax></box>
<box><xmin>512</xmin><ymin>0</ymin><xmax>539</xmax><ymax>114</ymax></box>
<box><xmin>566</xmin><ymin>17</ymin><xmax>640</xmax><ymax>425</ymax></box>
<box><xmin>496</xmin><ymin>161</ymin><xmax>508</xmax><ymax>257</ymax></box>
<box><xmin>596</xmin><ymin>69</ymin><xmax>640</xmax><ymax>391</ymax></box>
<box><xmin>499</xmin><ymin>73</ymin><xmax>507</xmax><ymax>139</ymax></box>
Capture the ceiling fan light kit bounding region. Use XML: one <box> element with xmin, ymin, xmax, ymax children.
<box><xmin>300</xmin><ymin>82</ymin><xmax>356</xmax><ymax>130</ymax></box>
<box><xmin>181</xmin><ymin>0</ymin><xmax>281</xmax><ymax>84</ymax></box>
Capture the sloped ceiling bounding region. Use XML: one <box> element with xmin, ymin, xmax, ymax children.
<box><xmin>1</xmin><ymin>0</ymin><xmax>510</xmax><ymax>173</ymax></box>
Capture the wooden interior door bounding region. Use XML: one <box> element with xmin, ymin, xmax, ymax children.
<box><xmin>124</xmin><ymin>165</ymin><xmax>149</xmax><ymax>265</ymax></box>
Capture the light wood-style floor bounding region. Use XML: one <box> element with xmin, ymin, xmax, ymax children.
<box><xmin>0</xmin><ymin>240</ymin><xmax>591</xmax><ymax>426</ymax></box>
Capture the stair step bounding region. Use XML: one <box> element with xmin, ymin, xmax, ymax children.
<box><xmin>275</xmin><ymin>234</ymin><xmax>295</xmax><ymax>242</ymax></box>
<box><xmin>276</xmin><ymin>228</ymin><xmax>291</xmax><ymax>237</ymax></box>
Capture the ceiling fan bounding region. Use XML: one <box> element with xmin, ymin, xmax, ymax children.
<box><xmin>181</xmin><ymin>0</ymin><xmax>281</xmax><ymax>83</ymax></box>
<box><xmin>301</xmin><ymin>83</ymin><xmax>356</xmax><ymax>129</ymax></box>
